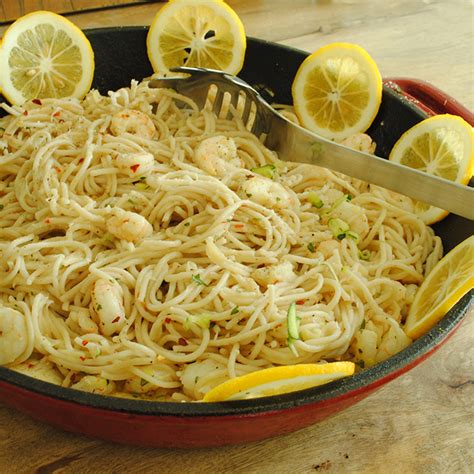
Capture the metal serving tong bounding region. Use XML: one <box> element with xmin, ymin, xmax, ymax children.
<box><xmin>149</xmin><ymin>67</ymin><xmax>474</xmax><ymax>220</ymax></box>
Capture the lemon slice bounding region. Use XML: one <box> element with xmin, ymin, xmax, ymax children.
<box><xmin>0</xmin><ymin>10</ymin><xmax>94</xmax><ymax>105</ymax></box>
<box><xmin>292</xmin><ymin>42</ymin><xmax>382</xmax><ymax>141</ymax></box>
<box><xmin>147</xmin><ymin>0</ymin><xmax>246</xmax><ymax>75</ymax></box>
<box><xmin>404</xmin><ymin>235</ymin><xmax>474</xmax><ymax>339</ymax></box>
<box><xmin>389</xmin><ymin>114</ymin><xmax>474</xmax><ymax>224</ymax></box>
<box><xmin>203</xmin><ymin>362</ymin><xmax>355</xmax><ymax>402</ymax></box>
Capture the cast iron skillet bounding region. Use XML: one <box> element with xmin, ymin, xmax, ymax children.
<box><xmin>0</xmin><ymin>27</ymin><xmax>472</xmax><ymax>447</ymax></box>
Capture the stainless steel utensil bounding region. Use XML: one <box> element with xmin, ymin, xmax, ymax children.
<box><xmin>150</xmin><ymin>67</ymin><xmax>474</xmax><ymax>220</ymax></box>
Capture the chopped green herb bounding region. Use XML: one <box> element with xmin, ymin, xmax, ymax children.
<box><xmin>287</xmin><ymin>302</ymin><xmax>301</xmax><ymax>357</ymax></box>
<box><xmin>231</xmin><ymin>306</ymin><xmax>240</xmax><ymax>315</ymax></box>
<box><xmin>310</xmin><ymin>142</ymin><xmax>324</xmax><ymax>159</ymax></box>
<box><xmin>346</xmin><ymin>194</ymin><xmax>353</xmax><ymax>201</ymax></box>
<box><xmin>328</xmin><ymin>217</ymin><xmax>350</xmax><ymax>240</ymax></box>
<box><xmin>360</xmin><ymin>319</ymin><xmax>366</xmax><ymax>330</ymax></box>
<box><xmin>184</xmin><ymin>222</ymin><xmax>190</xmax><ymax>227</ymax></box>
<box><xmin>135</xmin><ymin>182</ymin><xmax>149</xmax><ymax>190</ymax></box>
<box><xmin>250</xmin><ymin>164</ymin><xmax>277</xmax><ymax>179</ymax></box>
<box><xmin>192</xmin><ymin>274</ymin><xmax>209</xmax><ymax>286</ymax></box>
<box><xmin>345</xmin><ymin>230</ymin><xmax>360</xmax><ymax>243</ymax></box>
<box><xmin>358</xmin><ymin>249</ymin><xmax>371</xmax><ymax>261</ymax></box>
<box><xmin>307</xmin><ymin>191</ymin><xmax>324</xmax><ymax>209</ymax></box>
<box><xmin>140</xmin><ymin>176</ymin><xmax>147</xmax><ymax>180</ymax></box>
<box><xmin>0</xmin><ymin>204</ymin><xmax>4</xmax><ymax>210</ymax></box>
<box><xmin>355</xmin><ymin>360</ymin><xmax>365</xmax><ymax>369</ymax></box>
<box><xmin>127</xmin><ymin>199</ymin><xmax>135</xmax><ymax>204</ymax></box>
<box><xmin>140</xmin><ymin>378</ymin><xmax>148</xmax><ymax>386</ymax></box>
<box><xmin>246</xmin><ymin>193</ymin><xmax>253</xmax><ymax>198</ymax></box>
<box><xmin>287</xmin><ymin>302</ymin><xmax>300</xmax><ymax>340</ymax></box>
<box><xmin>307</xmin><ymin>242</ymin><xmax>315</xmax><ymax>253</ymax></box>
<box><xmin>276</xmin><ymin>197</ymin><xmax>281</xmax><ymax>202</ymax></box>
<box><xmin>96</xmin><ymin>304</ymin><xmax>102</xmax><ymax>311</ymax></box>
<box><xmin>183</xmin><ymin>314</ymin><xmax>211</xmax><ymax>330</ymax></box>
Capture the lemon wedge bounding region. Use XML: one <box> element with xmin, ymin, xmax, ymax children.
<box><xmin>292</xmin><ymin>42</ymin><xmax>382</xmax><ymax>141</ymax></box>
<box><xmin>404</xmin><ymin>235</ymin><xmax>474</xmax><ymax>339</ymax></box>
<box><xmin>203</xmin><ymin>362</ymin><xmax>355</xmax><ymax>402</ymax></box>
<box><xmin>0</xmin><ymin>11</ymin><xmax>94</xmax><ymax>105</ymax></box>
<box><xmin>147</xmin><ymin>0</ymin><xmax>246</xmax><ymax>75</ymax></box>
<box><xmin>389</xmin><ymin>114</ymin><xmax>474</xmax><ymax>224</ymax></box>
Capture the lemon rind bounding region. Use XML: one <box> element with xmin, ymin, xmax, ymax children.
<box><xmin>388</xmin><ymin>114</ymin><xmax>474</xmax><ymax>225</ymax></box>
<box><xmin>0</xmin><ymin>10</ymin><xmax>95</xmax><ymax>105</ymax></box>
<box><xmin>404</xmin><ymin>235</ymin><xmax>474</xmax><ymax>339</ymax></box>
<box><xmin>292</xmin><ymin>42</ymin><xmax>382</xmax><ymax>141</ymax></box>
<box><xmin>146</xmin><ymin>0</ymin><xmax>246</xmax><ymax>75</ymax></box>
<box><xmin>203</xmin><ymin>362</ymin><xmax>355</xmax><ymax>402</ymax></box>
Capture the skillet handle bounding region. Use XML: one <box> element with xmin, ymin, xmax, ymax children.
<box><xmin>383</xmin><ymin>78</ymin><xmax>474</xmax><ymax>125</ymax></box>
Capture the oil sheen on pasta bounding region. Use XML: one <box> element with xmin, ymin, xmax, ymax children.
<box><xmin>0</xmin><ymin>81</ymin><xmax>442</xmax><ymax>401</ymax></box>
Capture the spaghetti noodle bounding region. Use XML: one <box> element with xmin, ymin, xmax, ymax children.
<box><xmin>0</xmin><ymin>80</ymin><xmax>442</xmax><ymax>401</ymax></box>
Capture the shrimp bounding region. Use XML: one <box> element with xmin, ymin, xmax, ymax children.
<box><xmin>239</xmin><ymin>175</ymin><xmax>295</xmax><ymax>209</ymax></box>
<box><xmin>110</xmin><ymin>109</ymin><xmax>156</xmax><ymax>139</ymax></box>
<box><xmin>91</xmin><ymin>278</ymin><xmax>126</xmax><ymax>336</ymax></box>
<box><xmin>194</xmin><ymin>136</ymin><xmax>241</xmax><ymax>176</ymax></box>
<box><xmin>14</xmin><ymin>358</ymin><xmax>63</xmax><ymax>384</ymax></box>
<box><xmin>340</xmin><ymin>133</ymin><xmax>376</xmax><ymax>154</ymax></box>
<box><xmin>66</xmin><ymin>308</ymin><xmax>99</xmax><ymax>334</ymax></box>
<box><xmin>106</xmin><ymin>209</ymin><xmax>153</xmax><ymax>243</ymax></box>
<box><xmin>0</xmin><ymin>306</ymin><xmax>29</xmax><ymax>365</ymax></box>
<box><xmin>114</xmin><ymin>151</ymin><xmax>155</xmax><ymax>177</ymax></box>
<box><xmin>375</xmin><ymin>323</ymin><xmax>411</xmax><ymax>363</ymax></box>
<box><xmin>71</xmin><ymin>375</ymin><xmax>115</xmax><ymax>394</ymax></box>
<box><xmin>179</xmin><ymin>359</ymin><xmax>227</xmax><ymax>400</ymax></box>
<box><xmin>352</xmin><ymin>326</ymin><xmax>378</xmax><ymax>368</ymax></box>
<box><xmin>252</xmin><ymin>261</ymin><xmax>295</xmax><ymax>287</ymax></box>
<box><xmin>320</xmin><ymin>189</ymin><xmax>369</xmax><ymax>237</ymax></box>
<box><xmin>331</xmin><ymin>200</ymin><xmax>369</xmax><ymax>237</ymax></box>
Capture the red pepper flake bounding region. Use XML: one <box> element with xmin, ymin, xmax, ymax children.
<box><xmin>44</xmin><ymin>218</ymin><xmax>51</xmax><ymax>224</ymax></box>
<box><xmin>53</xmin><ymin>111</ymin><xmax>61</xmax><ymax>117</ymax></box>
<box><xmin>234</xmin><ymin>223</ymin><xmax>244</xmax><ymax>229</ymax></box>
<box><xmin>296</xmin><ymin>299</ymin><xmax>306</xmax><ymax>305</ymax></box>
<box><xmin>58</xmin><ymin>119</ymin><xmax>65</xmax><ymax>124</ymax></box>
<box><xmin>23</xmin><ymin>110</ymin><xmax>28</xmax><ymax>116</ymax></box>
<box><xmin>275</xmin><ymin>323</ymin><xmax>283</xmax><ymax>328</ymax></box>
<box><xmin>32</xmin><ymin>99</ymin><xmax>42</xmax><ymax>105</ymax></box>
<box><xmin>55</xmin><ymin>167</ymin><xmax>62</xmax><ymax>173</ymax></box>
<box><xmin>111</xmin><ymin>316</ymin><xmax>121</xmax><ymax>324</ymax></box>
<box><xmin>178</xmin><ymin>337</ymin><xmax>188</xmax><ymax>346</ymax></box>
<box><xmin>78</xmin><ymin>158</ymin><xmax>84</xmax><ymax>164</ymax></box>
<box><xmin>28</xmin><ymin>363</ymin><xmax>34</xmax><ymax>368</ymax></box>
<box><xmin>130</xmin><ymin>164</ymin><xmax>140</xmax><ymax>173</ymax></box>
<box><xmin>164</xmin><ymin>317</ymin><xmax>172</xmax><ymax>324</ymax></box>
<box><xmin>79</xmin><ymin>356</ymin><xmax>86</xmax><ymax>361</ymax></box>
<box><xmin>82</xmin><ymin>340</ymin><xmax>89</xmax><ymax>346</ymax></box>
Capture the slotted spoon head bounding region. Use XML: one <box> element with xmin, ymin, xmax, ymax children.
<box><xmin>148</xmin><ymin>66</ymin><xmax>273</xmax><ymax>135</ymax></box>
<box><xmin>148</xmin><ymin>67</ymin><xmax>474</xmax><ymax>220</ymax></box>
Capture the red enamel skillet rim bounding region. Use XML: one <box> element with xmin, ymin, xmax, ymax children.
<box><xmin>0</xmin><ymin>31</ymin><xmax>473</xmax><ymax>416</ymax></box>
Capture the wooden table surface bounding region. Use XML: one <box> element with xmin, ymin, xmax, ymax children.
<box><xmin>1</xmin><ymin>1</ymin><xmax>473</xmax><ymax>472</ymax></box>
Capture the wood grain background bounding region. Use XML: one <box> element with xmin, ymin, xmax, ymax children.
<box><xmin>0</xmin><ymin>0</ymin><xmax>161</xmax><ymax>23</ymax></box>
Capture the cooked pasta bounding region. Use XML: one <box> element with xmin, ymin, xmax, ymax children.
<box><xmin>0</xmin><ymin>80</ymin><xmax>442</xmax><ymax>401</ymax></box>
